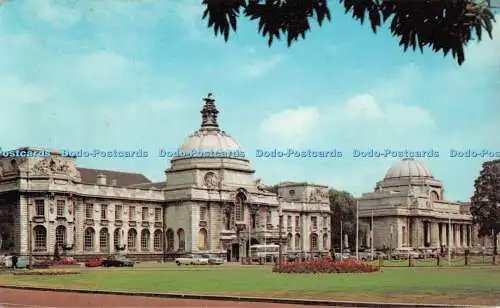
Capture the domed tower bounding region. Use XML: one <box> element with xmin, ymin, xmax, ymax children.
<box><xmin>163</xmin><ymin>94</ymin><xmax>279</xmax><ymax>258</ymax></box>
<box><xmin>374</xmin><ymin>158</ymin><xmax>443</xmax><ymax>201</ymax></box>
<box><xmin>165</xmin><ymin>94</ymin><xmax>255</xmax><ymax>191</ymax></box>
<box><xmin>358</xmin><ymin>158</ymin><xmax>473</xmax><ymax>252</ymax></box>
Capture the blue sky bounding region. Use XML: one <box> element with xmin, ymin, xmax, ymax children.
<box><xmin>0</xmin><ymin>0</ymin><xmax>498</xmax><ymax>201</ymax></box>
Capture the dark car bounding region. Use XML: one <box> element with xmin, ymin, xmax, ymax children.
<box><xmin>101</xmin><ymin>256</ymin><xmax>134</xmax><ymax>267</ymax></box>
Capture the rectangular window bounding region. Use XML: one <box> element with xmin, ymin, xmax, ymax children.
<box><xmin>311</xmin><ymin>216</ymin><xmax>317</xmax><ymax>229</ymax></box>
<box><xmin>101</xmin><ymin>204</ymin><xmax>107</xmax><ymax>220</ymax></box>
<box><xmin>155</xmin><ymin>208</ymin><xmax>162</xmax><ymax>221</ymax></box>
<box><xmin>323</xmin><ymin>216</ymin><xmax>328</xmax><ymax>228</ymax></box>
<box><xmin>295</xmin><ymin>216</ymin><xmax>300</xmax><ymax>228</ymax></box>
<box><xmin>85</xmin><ymin>204</ymin><xmax>93</xmax><ymax>219</ymax></box>
<box><xmin>115</xmin><ymin>205</ymin><xmax>122</xmax><ymax>220</ymax></box>
<box><xmin>287</xmin><ymin>215</ymin><xmax>292</xmax><ymax>227</ymax></box>
<box><xmin>129</xmin><ymin>206</ymin><xmax>135</xmax><ymax>221</ymax></box>
<box><xmin>266</xmin><ymin>211</ymin><xmax>271</xmax><ymax>224</ymax></box>
<box><xmin>56</xmin><ymin>200</ymin><xmax>65</xmax><ymax>217</ymax></box>
<box><xmin>35</xmin><ymin>200</ymin><xmax>45</xmax><ymax>216</ymax></box>
<box><xmin>142</xmin><ymin>207</ymin><xmax>148</xmax><ymax>221</ymax></box>
<box><xmin>200</xmin><ymin>207</ymin><xmax>207</xmax><ymax>221</ymax></box>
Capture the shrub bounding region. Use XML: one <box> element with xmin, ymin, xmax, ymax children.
<box><xmin>13</xmin><ymin>269</ymin><xmax>80</xmax><ymax>276</ymax></box>
<box><xmin>273</xmin><ymin>259</ymin><xmax>380</xmax><ymax>274</ymax></box>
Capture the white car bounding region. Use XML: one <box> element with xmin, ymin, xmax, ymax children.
<box><xmin>175</xmin><ymin>254</ymin><xmax>209</xmax><ymax>265</ymax></box>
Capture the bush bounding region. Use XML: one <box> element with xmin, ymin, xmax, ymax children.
<box><xmin>273</xmin><ymin>259</ymin><xmax>380</xmax><ymax>274</ymax></box>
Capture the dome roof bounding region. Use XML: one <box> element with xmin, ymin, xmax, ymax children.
<box><xmin>175</xmin><ymin>93</ymin><xmax>243</xmax><ymax>156</ymax></box>
<box><xmin>180</xmin><ymin>129</ymin><xmax>241</xmax><ymax>152</ymax></box>
<box><xmin>384</xmin><ymin>158</ymin><xmax>433</xmax><ymax>179</ymax></box>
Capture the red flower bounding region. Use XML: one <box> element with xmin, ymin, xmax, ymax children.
<box><xmin>273</xmin><ymin>259</ymin><xmax>379</xmax><ymax>274</ymax></box>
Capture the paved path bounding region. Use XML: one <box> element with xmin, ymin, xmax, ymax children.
<box><xmin>0</xmin><ymin>288</ymin><xmax>325</xmax><ymax>307</ymax></box>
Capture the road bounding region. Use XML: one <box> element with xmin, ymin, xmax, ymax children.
<box><xmin>0</xmin><ymin>288</ymin><xmax>334</xmax><ymax>307</ymax></box>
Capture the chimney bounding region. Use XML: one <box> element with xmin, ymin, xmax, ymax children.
<box><xmin>96</xmin><ymin>173</ymin><xmax>107</xmax><ymax>185</ymax></box>
<box><xmin>111</xmin><ymin>179</ymin><xmax>117</xmax><ymax>186</ymax></box>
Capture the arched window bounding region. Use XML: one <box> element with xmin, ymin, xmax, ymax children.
<box><xmin>166</xmin><ymin>229</ymin><xmax>174</xmax><ymax>251</ymax></box>
<box><xmin>99</xmin><ymin>228</ymin><xmax>109</xmax><ymax>250</ymax></box>
<box><xmin>287</xmin><ymin>233</ymin><xmax>292</xmax><ymax>249</ymax></box>
<box><xmin>235</xmin><ymin>193</ymin><xmax>245</xmax><ymax>221</ymax></box>
<box><xmin>55</xmin><ymin>225</ymin><xmax>66</xmax><ymax>247</ymax></box>
<box><xmin>141</xmin><ymin>229</ymin><xmax>150</xmax><ymax>251</ymax></box>
<box><xmin>128</xmin><ymin>229</ymin><xmax>137</xmax><ymax>249</ymax></box>
<box><xmin>295</xmin><ymin>233</ymin><xmax>301</xmax><ymax>250</ymax></box>
<box><xmin>153</xmin><ymin>230</ymin><xmax>162</xmax><ymax>251</ymax></box>
<box><xmin>198</xmin><ymin>228</ymin><xmax>208</xmax><ymax>250</ymax></box>
<box><xmin>430</xmin><ymin>191</ymin><xmax>440</xmax><ymax>201</ymax></box>
<box><xmin>322</xmin><ymin>233</ymin><xmax>328</xmax><ymax>250</ymax></box>
<box><xmin>84</xmin><ymin>228</ymin><xmax>95</xmax><ymax>250</ymax></box>
<box><xmin>33</xmin><ymin>225</ymin><xmax>47</xmax><ymax>250</ymax></box>
<box><xmin>310</xmin><ymin>233</ymin><xmax>318</xmax><ymax>251</ymax></box>
<box><xmin>177</xmin><ymin>228</ymin><xmax>185</xmax><ymax>251</ymax></box>
<box><xmin>114</xmin><ymin>228</ymin><xmax>120</xmax><ymax>247</ymax></box>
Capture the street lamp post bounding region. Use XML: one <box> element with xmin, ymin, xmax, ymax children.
<box><xmin>278</xmin><ymin>212</ymin><xmax>283</xmax><ymax>267</ymax></box>
<box><xmin>248</xmin><ymin>205</ymin><xmax>259</xmax><ymax>260</ymax></box>
<box><xmin>355</xmin><ymin>199</ymin><xmax>359</xmax><ymax>260</ymax></box>
<box><xmin>340</xmin><ymin>219</ymin><xmax>343</xmax><ymax>255</ymax></box>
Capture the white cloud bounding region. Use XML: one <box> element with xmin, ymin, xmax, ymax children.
<box><xmin>342</xmin><ymin>94</ymin><xmax>383</xmax><ymax>119</ymax></box>
<box><xmin>371</xmin><ymin>63</ymin><xmax>423</xmax><ymax>102</ymax></box>
<box><xmin>25</xmin><ymin>0</ymin><xmax>82</xmax><ymax>26</ymax></box>
<box><xmin>259</xmin><ymin>106</ymin><xmax>320</xmax><ymax>146</ymax></box>
<box><xmin>239</xmin><ymin>55</ymin><xmax>283</xmax><ymax>78</ymax></box>
<box><xmin>0</xmin><ymin>76</ymin><xmax>46</xmax><ymax>105</ymax></box>
<box><xmin>259</xmin><ymin>92</ymin><xmax>435</xmax><ymax>148</ymax></box>
<box><xmin>75</xmin><ymin>51</ymin><xmax>143</xmax><ymax>88</ymax></box>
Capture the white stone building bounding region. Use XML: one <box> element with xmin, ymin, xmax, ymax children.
<box><xmin>358</xmin><ymin>158</ymin><xmax>496</xmax><ymax>251</ymax></box>
<box><xmin>0</xmin><ymin>95</ymin><xmax>331</xmax><ymax>261</ymax></box>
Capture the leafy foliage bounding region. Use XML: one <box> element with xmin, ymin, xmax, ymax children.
<box><xmin>329</xmin><ymin>189</ymin><xmax>369</xmax><ymax>252</ymax></box>
<box><xmin>202</xmin><ymin>0</ymin><xmax>496</xmax><ymax>65</ymax></box>
<box><xmin>470</xmin><ymin>160</ymin><xmax>500</xmax><ymax>255</ymax></box>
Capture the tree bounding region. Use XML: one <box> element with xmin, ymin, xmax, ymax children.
<box><xmin>328</xmin><ymin>188</ymin><xmax>368</xmax><ymax>253</ymax></box>
<box><xmin>202</xmin><ymin>0</ymin><xmax>496</xmax><ymax>65</ymax></box>
<box><xmin>470</xmin><ymin>159</ymin><xmax>500</xmax><ymax>259</ymax></box>
<box><xmin>54</xmin><ymin>244</ymin><xmax>61</xmax><ymax>261</ymax></box>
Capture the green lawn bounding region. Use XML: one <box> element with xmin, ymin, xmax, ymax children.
<box><xmin>1</xmin><ymin>263</ymin><xmax>499</xmax><ymax>305</ymax></box>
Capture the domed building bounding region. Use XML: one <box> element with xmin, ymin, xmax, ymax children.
<box><xmin>0</xmin><ymin>94</ymin><xmax>331</xmax><ymax>262</ymax></box>
<box><xmin>358</xmin><ymin>158</ymin><xmax>477</xmax><ymax>251</ymax></box>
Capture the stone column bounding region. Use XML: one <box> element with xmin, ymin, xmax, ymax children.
<box><xmin>424</xmin><ymin>221</ymin><xmax>430</xmax><ymax>245</ymax></box>
<box><xmin>431</xmin><ymin>222</ymin><xmax>440</xmax><ymax>247</ymax></box>
<box><xmin>461</xmin><ymin>225</ymin><xmax>466</xmax><ymax>247</ymax></box>
<box><xmin>455</xmin><ymin>224</ymin><xmax>461</xmax><ymax>247</ymax></box>
<box><xmin>411</xmin><ymin>218</ymin><xmax>419</xmax><ymax>248</ymax></box>
<box><xmin>442</xmin><ymin>223</ymin><xmax>447</xmax><ymax>246</ymax></box>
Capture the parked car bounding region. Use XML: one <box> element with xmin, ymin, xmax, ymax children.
<box><xmin>101</xmin><ymin>256</ymin><xmax>134</xmax><ymax>267</ymax></box>
<box><xmin>359</xmin><ymin>251</ymin><xmax>372</xmax><ymax>261</ymax></box>
<box><xmin>374</xmin><ymin>251</ymin><xmax>388</xmax><ymax>260</ymax></box>
<box><xmin>85</xmin><ymin>258</ymin><xmax>102</xmax><ymax>267</ymax></box>
<box><xmin>420</xmin><ymin>249</ymin><xmax>439</xmax><ymax>258</ymax></box>
<box><xmin>392</xmin><ymin>248</ymin><xmax>420</xmax><ymax>259</ymax></box>
<box><xmin>201</xmin><ymin>254</ymin><xmax>223</xmax><ymax>265</ymax></box>
<box><xmin>175</xmin><ymin>254</ymin><xmax>209</xmax><ymax>265</ymax></box>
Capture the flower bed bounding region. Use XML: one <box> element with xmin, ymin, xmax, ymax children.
<box><xmin>13</xmin><ymin>269</ymin><xmax>81</xmax><ymax>276</ymax></box>
<box><xmin>273</xmin><ymin>259</ymin><xmax>380</xmax><ymax>274</ymax></box>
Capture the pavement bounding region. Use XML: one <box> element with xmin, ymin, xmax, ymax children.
<box><xmin>0</xmin><ymin>288</ymin><xmax>317</xmax><ymax>308</ymax></box>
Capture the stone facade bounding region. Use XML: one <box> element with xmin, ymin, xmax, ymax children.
<box><xmin>358</xmin><ymin>158</ymin><xmax>498</xmax><ymax>251</ymax></box>
<box><xmin>0</xmin><ymin>95</ymin><xmax>330</xmax><ymax>261</ymax></box>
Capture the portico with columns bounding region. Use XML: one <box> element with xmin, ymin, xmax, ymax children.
<box><xmin>359</xmin><ymin>158</ymin><xmax>478</xmax><ymax>251</ymax></box>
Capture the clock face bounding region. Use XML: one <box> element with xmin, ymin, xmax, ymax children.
<box><xmin>204</xmin><ymin>171</ymin><xmax>218</xmax><ymax>188</ymax></box>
